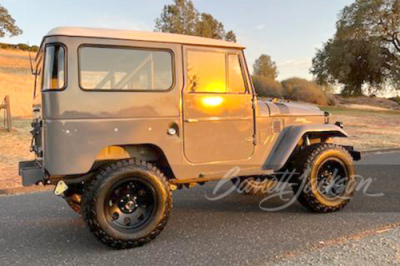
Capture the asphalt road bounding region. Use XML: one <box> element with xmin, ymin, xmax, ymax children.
<box><xmin>0</xmin><ymin>152</ymin><xmax>399</xmax><ymax>266</ymax></box>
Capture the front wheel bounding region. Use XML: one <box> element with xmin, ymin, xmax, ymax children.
<box><xmin>292</xmin><ymin>144</ymin><xmax>356</xmax><ymax>213</ymax></box>
<box><xmin>82</xmin><ymin>159</ymin><xmax>173</xmax><ymax>249</ymax></box>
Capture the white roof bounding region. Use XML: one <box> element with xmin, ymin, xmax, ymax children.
<box><xmin>46</xmin><ymin>27</ymin><xmax>245</xmax><ymax>49</ymax></box>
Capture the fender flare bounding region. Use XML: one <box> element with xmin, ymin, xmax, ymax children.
<box><xmin>263</xmin><ymin>124</ymin><xmax>348</xmax><ymax>171</ymax></box>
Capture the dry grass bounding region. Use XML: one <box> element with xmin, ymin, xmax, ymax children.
<box><xmin>0</xmin><ymin>49</ymin><xmax>35</xmax><ymax>118</ymax></box>
<box><xmin>332</xmin><ymin>95</ymin><xmax>400</xmax><ymax>110</ymax></box>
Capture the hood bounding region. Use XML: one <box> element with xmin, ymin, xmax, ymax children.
<box><xmin>261</xmin><ymin>100</ymin><xmax>324</xmax><ymax>117</ymax></box>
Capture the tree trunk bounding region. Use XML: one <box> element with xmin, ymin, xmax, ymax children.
<box><xmin>341</xmin><ymin>84</ymin><xmax>363</xmax><ymax>97</ymax></box>
<box><xmin>353</xmin><ymin>84</ymin><xmax>363</xmax><ymax>96</ymax></box>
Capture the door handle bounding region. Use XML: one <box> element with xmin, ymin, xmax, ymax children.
<box><xmin>245</xmin><ymin>136</ymin><xmax>254</xmax><ymax>142</ymax></box>
<box><xmin>185</xmin><ymin>119</ymin><xmax>199</xmax><ymax>123</ymax></box>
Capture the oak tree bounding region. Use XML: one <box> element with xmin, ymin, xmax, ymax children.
<box><xmin>311</xmin><ymin>0</ymin><xmax>400</xmax><ymax>96</ymax></box>
<box><xmin>0</xmin><ymin>5</ymin><xmax>22</xmax><ymax>38</ymax></box>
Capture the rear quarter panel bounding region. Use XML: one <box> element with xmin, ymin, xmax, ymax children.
<box><xmin>41</xmin><ymin>36</ymin><xmax>183</xmax><ymax>176</ymax></box>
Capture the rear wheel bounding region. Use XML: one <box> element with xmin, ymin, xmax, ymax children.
<box><xmin>82</xmin><ymin>159</ymin><xmax>172</xmax><ymax>249</ymax></box>
<box><xmin>292</xmin><ymin>143</ymin><xmax>356</xmax><ymax>213</ymax></box>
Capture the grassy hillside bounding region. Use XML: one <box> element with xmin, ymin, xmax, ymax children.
<box><xmin>0</xmin><ymin>49</ymin><xmax>34</xmax><ymax>118</ymax></box>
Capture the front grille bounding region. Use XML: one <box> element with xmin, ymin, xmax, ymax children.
<box><xmin>273</xmin><ymin>120</ymin><xmax>282</xmax><ymax>133</ymax></box>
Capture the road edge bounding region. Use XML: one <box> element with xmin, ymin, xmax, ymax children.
<box><xmin>361</xmin><ymin>148</ymin><xmax>400</xmax><ymax>155</ymax></box>
<box><xmin>0</xmin><ymin>185</ymin><xmax>54</xmax><ymax>196</ymax></box>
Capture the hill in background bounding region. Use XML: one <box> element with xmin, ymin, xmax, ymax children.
<box><xmin>0</xmin><ymin>49</ymin><xmax>34</xmax><ymax>118</ymax></box>
<box><xmin>0</xmin><ymin>47</ymin><xmax>399</xmax><ymax>119</ymax></box>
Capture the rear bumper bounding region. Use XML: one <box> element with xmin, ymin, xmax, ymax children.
<box><xmin>19</xmin><ymin>160</ymin><xmax>45</xmax><ymax>186</ymax></box>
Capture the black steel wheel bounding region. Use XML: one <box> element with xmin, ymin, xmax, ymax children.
<box><xmin>82</xmin><ymin>159</ymin><xmax>172</xmax><ymax>249</ymax></box>
<box><xmin>315</xmin><ymin>158</ymin><xmax>349</xmax><ymax>199</ymax></box>
<box><xmin>105</xmin><ymin>178</ymin><xmax>156</xmax><ymax>231</ymax></box>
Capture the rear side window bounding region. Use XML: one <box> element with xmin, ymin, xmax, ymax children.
<box><xmin>79</xmin><ymin>46</ymin><xmax>174</xmax><ymax>91</ymax></box>
<box><xmin>43</xmin><ymin>44</ymin><xmax>66</xmax><ymax>90</ymax></box>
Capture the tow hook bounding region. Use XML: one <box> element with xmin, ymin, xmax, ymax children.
<box><xmin>54</xmin><ymin>180</ymin><xmax>69</xmax><ymax>196</ymax></box>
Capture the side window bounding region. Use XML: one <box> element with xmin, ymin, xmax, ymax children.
<box><xmin>187</xmin><ymin>50</ymin><xmax>227</xmax><ymax>93</ymax></box>
<box><xmin>79</xmin><ymin>46</ymin><xmax>173</xmax><ymax>91</ymax></box>
<box><xmin>228</xmin><ymin>54</ymin><xmax>247</xmax><ymax>93</ymax></box>
<box><xmin>43</xmin><ymin>44</ymin><xmax>66</xmax><ymax>90</ymax></box>
<box><xmin>33</xmin><ymin>55</ymin><xmax>43</xmax><ymax>98</ymax></box>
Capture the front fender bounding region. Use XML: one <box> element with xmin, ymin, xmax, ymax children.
<box><xmin>263</xmin><ymin>124</ymin><xmax>348</xmax><ymax>171</ymax></box>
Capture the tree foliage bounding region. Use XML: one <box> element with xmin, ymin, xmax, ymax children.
<box><xmin>224</xmin><ymin>30</ymin><xmax>237</xmax><ymax>42</ymax></box>
<box><xmin>196</xmin><ymin>13</ymin><xmax>225</xmax><ymax>39</ymax></box>
<box><xmin>253</xmin><ymin>54</ymin><xmax>278</xmax><ymax>80</ymax></box>
<box><xmin>0</xmin><ymin>5</ymin><xmax>22</xmax><ymax>38</ymax></box>
<box><xmin>311</xmin><ymin>0</ymin><xmax>400</xmax><ymax>96</ymax></box>
<box><xmin>155</xmin><ymin>0</ymin><xmax>236</xmax><ymax>42</ymax></box>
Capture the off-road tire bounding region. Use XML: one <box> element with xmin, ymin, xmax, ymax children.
<box><xmin>82</xmin><ymin>159</ymin><xmax>173</xmax><ymax>249</ymax></box>
<box><xmin>232</xmin><ymin>177</ymin><xmax>277</xmax><ymax>195</ymax></box>
<box><xmin>292</xmin><ymin>143</ymin><xmax>356</xmax><ymax>213</ymax></box>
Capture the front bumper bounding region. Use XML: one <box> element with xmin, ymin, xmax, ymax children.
<box><xmin>19</xmin><ymin>160</ymin><xmax>45</xmax><ymax>186</ymax></box>
<box><xmin>343</xmin><ymin>146</ymin><xmax>361</xmax><ymax>161</ymax></box>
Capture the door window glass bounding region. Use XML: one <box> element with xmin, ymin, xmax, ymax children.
<box><xmin>228</xmin><ymin>54</ymin><xmax>246</xmax><ymax>93</ymax></box>
<box><xmin>187</xmin><ymin>50</ymin><xmax>227</xmax><ymax>93</ymax></box>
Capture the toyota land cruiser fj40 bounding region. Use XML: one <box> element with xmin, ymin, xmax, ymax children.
<box><xmin>19</xmin><ymin>27</ymin><xmax>360</xmax><ymax>249</ymax></box>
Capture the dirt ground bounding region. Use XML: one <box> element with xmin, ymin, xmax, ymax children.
<box><xmin>0</xmin><ymin>119</ymin><xmax>33</xmax><ymax>188</ymax></box>
<box><xmin>1</xmin><ymin>108</ymin><xmax>399</xmax><ymax>189</ymax></box>
<box><xmin>323</xmin><ymin>107</ymin><xmax>400</xmax><ymax>151</ymax></box>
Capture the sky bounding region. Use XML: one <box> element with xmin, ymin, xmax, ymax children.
<box><xmin>1</xmin><ymin>0</ymin><xmax>354</xmax><ymax>81</ymax></box>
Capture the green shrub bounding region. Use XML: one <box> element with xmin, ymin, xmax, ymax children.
<box><xmin>252</xmin><ymin>75</ymin><xmax>283</xmax><ymax>98</ymax></box>
<box><xmin>281</xmin><ymin>78</ymin><xmax>329</xmax><ymax>106</ymax></box>
<box><xmin>17</xmin><ymin>43</ymin><xmax>30</xmax><ymax>51</ymax></box>
<box><xmin>30</xmin><ymin>45</ymin><xmax>39</xmax><ymax>52</ymax></box>
<box><xmin>391</xmin><ymin>96</ymin><xmax>400</xmax><ymax>105</ymax></box>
